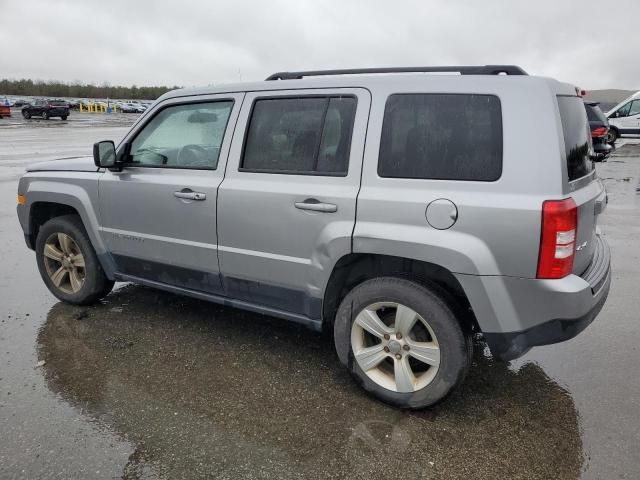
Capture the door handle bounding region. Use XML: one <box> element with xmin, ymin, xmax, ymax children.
<box><xmin>294</xmin><ymin>199</ymin><xmax>337</xmax><ymax>213</ymax></box>
<box><xmin>174</xmin><ymin>191</ymin><xmax>206</xmax><ymax>201</ymax></box>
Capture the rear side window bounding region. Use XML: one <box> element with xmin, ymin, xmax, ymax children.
<box><xmin>378</xmin><ymin>94</ymin><xmax>502</xmax><ymax>181</ymax></box>
<box><xmin>241</xmin><ymin>96</ymin><xmax>356</xmax><ymax>175</ymax></box>
<box><xmin>557</xmin><ymin>96</ymin><xmax>593</xmax><ymax>181</ymax></box>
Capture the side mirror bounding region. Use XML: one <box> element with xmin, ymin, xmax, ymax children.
<box><xmin>93</xmin><ymin>140</ymin><xmax>117</xmax><ymax>168</ymax></box>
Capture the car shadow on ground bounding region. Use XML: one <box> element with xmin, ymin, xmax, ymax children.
<box><xmin>37</xmin><ymin>284</ymin><xmax>583</xmax><ymax>480</ymax></box>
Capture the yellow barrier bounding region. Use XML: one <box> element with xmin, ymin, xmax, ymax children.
<box><xmin>79</xmin><ymin>102</ymin><xmax>118</xmax><ymax>113</ymax></box>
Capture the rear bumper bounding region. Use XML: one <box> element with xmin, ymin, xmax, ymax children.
<box><xmin>455</xmin><ymin>234</ymin><xmax>611</xmax><ymax>361</ymax></box>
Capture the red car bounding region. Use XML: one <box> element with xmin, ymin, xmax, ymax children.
<box><xmin>0</xmin><ymin>104</ymin><xmax>10</xmax><ymax>118</ymax></box>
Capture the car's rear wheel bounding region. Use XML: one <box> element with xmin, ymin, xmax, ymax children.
<box><xmin>607</xmin><ymin>128</ymin><xmax>618</xmax><ymax>144</ymax></box>
<box><xmin>61</xmin><ymin>115</ymin><xmax>68</xmax><ymax>121</ymax></box>
<box><xmin>36</xmin><ymin>215</ymin><xmax>114</xmax><ymax>305</ymax></box>
<box><xmin>42</xmin><ymin>111</ymin><xmax>49</xmax><ymax>120</ymax></box>
<box><xmin>334</xmin><ymin>277</ymin><xmax>472</xmax><ymax>409</ymax></box>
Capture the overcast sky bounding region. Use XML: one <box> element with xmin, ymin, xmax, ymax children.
<box><xmin>1</xmin><ymin>0</ymin><xmax>638</xmax><ymax>90</ymax></box>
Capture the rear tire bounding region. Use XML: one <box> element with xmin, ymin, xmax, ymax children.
<box><xmin>61</xmin><ymin>115</ymin><xmax>68</xmax><ymax>121</ymax></box>
<box><xmin>334</xmin><ymin>277</ymin><xmax>472</xmax><ymax>409</ymax></box>
<box><xmin>42</xmin><ymin>111</ymin><xmax>49</xmax><ymax>120</ymax></box>
<box><xmin>607</xmin><ymin>128</ymin><xmax>618</xmax><ymax>144</ymax></box>
<box><xmin>35</xmin><ymin>215</ymin><xmax>114</xmax><ymax>305</ymax></box>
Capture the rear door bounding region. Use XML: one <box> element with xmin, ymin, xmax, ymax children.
<box><xmin>557</xmin><ymin>94</ymin><xmax>606</xmax><ymax>274</ymax></box>
<box><xmin>217</xmin><ymin>88</ymin><xmax>370</xmax><ymax>320</ymax></box>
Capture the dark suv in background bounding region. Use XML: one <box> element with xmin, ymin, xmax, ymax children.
<box><xmin>22</xmin><ymin>99</ymin><xmax>70</xmax><ymax>120</ymax></box>
<box><xmin>585</xmin><ymin>102</ymin><xmax>612</xmax><ymax>160</ymax></box>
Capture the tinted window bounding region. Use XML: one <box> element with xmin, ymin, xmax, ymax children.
<box><xmin>378</xmin><ymin>94</ymin><xmax>502</xmax><ymax>181</ymax></box>
<box><xmin>557</xmin><ymin>96</ymin><xmax>593</xmax><ymax>181</ymax></box>
<box><xmin>130</xmin><ymin>101</ymin><xmax>233</xmax><ymax>169</ymax></box>
<box><xmin>242</xmin><ymin>96</ymin><xmax>356</xmax><ymax>175</ymax></box>
<box><xmin>585</xmin><ymin>103</ymin><xmax>607</xmax><ymax>122</ymax></box>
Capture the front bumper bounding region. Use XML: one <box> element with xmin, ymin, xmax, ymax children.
<box><xmin>456</xmin><ymin>234</ymin><xmax>611</xmax><ymax>361</ymax></box>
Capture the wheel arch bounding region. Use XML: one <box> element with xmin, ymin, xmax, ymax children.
<box><xmin>24</xmin><ymin>191</ymin><xmax>116</xmax><ymax>279</ymax></box>
<box><xmin>321</xmin><ymin>253</ymin><xmax>480</xmax><ymax>335</ymax></box>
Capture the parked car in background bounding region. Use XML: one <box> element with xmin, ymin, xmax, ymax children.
<box><xmin>585</xmin><ymin>102</ymin><xmax>612</xmax><ymax>160</ymax></box>
<box><xmin>65</xmin><ymin>100</ymin><xmax>80</xmax><ymax>110</ymax></box>
<box><xmin>16</xmin><ymin>65</ymin><xmax>611</xmax><ymax>409</ymax></box>
<box><xmin>1</xmin><ymin>97</ymin><xmax>14</xmax><ymax>107</ymax></box>
<box><xmin>22</xmin><ymin>99</ymin><xmax>70</xmax><ymax>120</ymax></box>
<box><xmin>13</xmin><ymin>99</ymin><xmax>30</xmax><ymax>107</ymax></box>
<box><xmin>606</xmin><ymin>91</ymin><xmax>640</xmax><ymax>143</ymax></box>
<box><xmin>0</xmin><ymin>103</ymin><xmax>10</xmax><ymax>118</ymax></box>
<box><xmin>120</xmin><ymin>102</ymin><xmax>145</xmax><ymax>113</ymax></box>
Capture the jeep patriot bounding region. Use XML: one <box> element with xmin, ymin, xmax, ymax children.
<box><xmin>16</xmin><ymin>66</ymin><xmax>611</xmax><ymax>408</ymax></box>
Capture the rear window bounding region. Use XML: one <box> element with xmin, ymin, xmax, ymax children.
<box><xmin>557</xmin><ymin>96</ymin><xmax>593</xmax><ymax>181</ymax></box>
<box><xmin>585</xmin><ymin>103</ymin><xmax>607</xmax><ymax>123</ymax></box>
<box><xmin>378</xmin><ymin>94</ymin><xmax>502</xmax><ymax>181</ymax></box>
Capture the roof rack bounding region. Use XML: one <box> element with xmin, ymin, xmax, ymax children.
<box><xmin>265</xmin><ymin>65</ymin><xmax>528</xmax><ymax>81</ymax></box>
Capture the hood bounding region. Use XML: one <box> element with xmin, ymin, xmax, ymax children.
<box><xmin>26</xmin><ymin>156</ymin><xmax>98</xmax><ymax>173</ymax></box>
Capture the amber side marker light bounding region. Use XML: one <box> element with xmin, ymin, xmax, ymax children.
<box><xmin>17</xmin><ymin>194</ymin><xmax>25</xmax><ymax>205</ymax></box>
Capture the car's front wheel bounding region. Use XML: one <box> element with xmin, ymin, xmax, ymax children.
<box><xmin>22</xmin><ymin>111</ymin><xmax>31</xmax><ymax>119</ymax></box>
<box><xmin>334</xmin><ymin>277</ymin><xmax>471</xmax><ymax>409</ymax></box>
<box><xmin>35</xmin><ymin>215</ymin><xmax>114</xmax><ymax>305</ymax></box>
<box><xmin>607</xmin><ymin>128</ymin><xmax>618</xmax><ymax>144</ymax></box>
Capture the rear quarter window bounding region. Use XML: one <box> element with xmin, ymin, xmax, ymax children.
<box><xmin>378</xmin><ymin>94</ymin><xmax>503</xmax><ymax>181</ymax></box>
<box><xmin>557</xmin><ymin>96</ymin><xmax>593</xmax><ymax>181</ymax></box>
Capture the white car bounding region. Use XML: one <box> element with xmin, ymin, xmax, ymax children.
<box><xmin>606</xmin><ymin>91</ymin><xmax>640</xmax><ymax>143</ymax></box>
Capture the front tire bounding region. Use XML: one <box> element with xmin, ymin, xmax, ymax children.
<box><xmin>334</xmin><ymin>277</ymin><xmax>471</xmax><ymax>409</ymax></box>
<box><xmin>22</xmin><ymin>111</ymin><xmax>31</xmax><ymax>119</ymax></box>
<box><xmin>607</xmin><ymin>128</ymin><xmax>618</xmax><ymax>144</ymax></box>
<box><xmin>35</xmin><ymin>215</ymin><xmax>114</xmax><ymax>305</ymax></box>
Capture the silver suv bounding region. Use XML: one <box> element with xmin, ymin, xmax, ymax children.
<box><xmin>16</xmin><ymin>66</ymin><xmax>611</xmax><ymax>408</ymax></box>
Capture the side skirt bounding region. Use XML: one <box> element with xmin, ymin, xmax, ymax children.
<box><xmin>113</xmin><ymin>272</ymin><xmax>323</xmax><ymax>332</ymax></box>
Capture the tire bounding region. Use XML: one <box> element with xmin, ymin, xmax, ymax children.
<box><xmin>22</xmin><ymin>111</ymin><xmax>31</xmax><ymax>119</ymax></box>
<box><xmin>42</xmin><ymin>111</ymin><xmax>49</xmax><ymax>120</ymax></box>
<box><xmin>607</xmin><ymin>128</ymin><xmax>618</xmax><ymax>144</ymax></box>
<box><xmin>35</xmin><ymin>215</ymin><xmax>114</xmax><ymax>305</ymax></box>
<box><xmin>61</xmin><ymin>115</ymin><xmax>68</xmax><ymax>121</ymax></box>
<box><xmin>334</xmin><ymin>277</ymin><xmax>472</xmax><ymax>409</ymax></box>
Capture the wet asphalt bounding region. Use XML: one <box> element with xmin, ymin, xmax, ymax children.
<box><xmin>0</xmin><ymin>111</ymin><xmax>639</xmax><ymax>479</ymax></box>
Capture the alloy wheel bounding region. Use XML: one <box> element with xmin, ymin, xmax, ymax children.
<box><xmin>351</xmin><ymin>302</ymin><xmax>440</xmax><ymax>393</ymax></box>
<box><xmin>43</xmin><ymin>232</ymin><xmax>86</xmax><ymax>294</ymax></box>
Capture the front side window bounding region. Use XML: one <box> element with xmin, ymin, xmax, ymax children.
<box><xmin>615</xmin><ymin>102</ymin><xmax>632</xmax><ymax>117</ymax></box>
<box><xmin>129</xmin><ymin>101</ymin><xmax>233</xmax><ymax>169</ymax></box>
<box><xmin>241</xmin><ymin>96</ymin><xmax>356</xmax><ymax>175</ymax></box>
<box><xmin>378</xmin><ymin>94</ymin><xmax>503</xmax><ymax>181</ymax></box>
<box><xmin>628</xmin><ymin>100</ymin><xmax>640</xmax><ymax>117</ymax></box>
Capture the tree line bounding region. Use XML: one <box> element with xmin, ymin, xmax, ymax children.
<box><xmin>0</xmin><ymin>78</ymin><xmax>180</xmax><ymax>100</ymax></box>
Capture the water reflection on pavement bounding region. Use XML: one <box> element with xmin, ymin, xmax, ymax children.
<box><xmin>38</xmin><ymin>285</ymin><xmax>582</xmax><ymax>479</ymax></box>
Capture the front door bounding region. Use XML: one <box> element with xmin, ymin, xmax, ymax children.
<box><xmin>98</xmin><ymin>94</ymin><xmax>243</xmax><ymax>294</ymax></box>
<box><xmin>217</xmin><ymin>88</ymin><xmax>370</xmax><ymax>321</ymax></box>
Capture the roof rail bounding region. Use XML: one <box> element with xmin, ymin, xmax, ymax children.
<box><xmin>265</xmin><ymin>65</ymin><xmax>528</xmax><ymax>81</ymax></box>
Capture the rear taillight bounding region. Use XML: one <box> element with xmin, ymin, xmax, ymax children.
<box><xmin>591</xmin><ymin>127</ymin><xmax>607</xmax><ymax>138</ymax></box>
<box><xmin>537</xmin><ymin>198</ymin><xmax>578</xmax><ymax>279</ymax></box>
